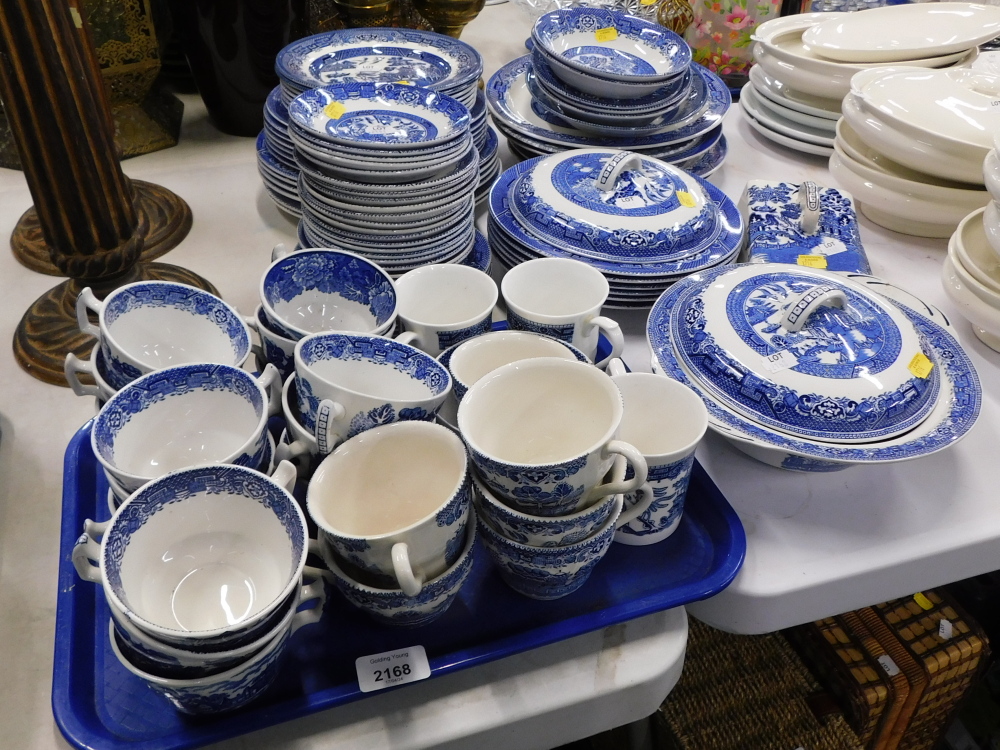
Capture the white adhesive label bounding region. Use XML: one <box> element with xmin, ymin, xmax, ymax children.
<box><xmin>939</xmin><ymin>618</ymin><xmax>953</xmax><ymax>640</ymax></box>
<box><xmin>762</xmin><ymin>349</ymin><xmax>799</xmax><ymax>373</ymax></box>
<box><xmin>356</xmin><ymin>646</ymin><xmax>431</xmax><ymax>693</ymax></box>
<box><xmin>877</xmin><ymin>654</ymin><xmax>900</xmax><ymax>677</ymax></box>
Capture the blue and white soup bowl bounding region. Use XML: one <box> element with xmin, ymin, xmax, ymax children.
<box><xmin>319</xmin><ymin>510</ymin><xmax>476</xmax><ymax>628</ymax></box>
<box><xmin>73</xmin><ymin>461</ymin><xmax>310</xmax><ymax>650</ymax></box>
<box><xmin>478</xmin><ymin>495</ymin><xmax>622</xmax><ymax>600</ymax></box>
<box><xmin>307</xmin><ymin>420</ymin><xmax>471</xmax><ymax>596</ymax></box>
<box><xmin>275</xmin><ymin>374</ymin><xmax>319</xmax><ymax>474</ymax></box>
<box><xmin>457</xmin><ymin>357</ymin><xmax>647</xmax><ymax>516</ymax></box>
<box><xmin>75</xmin><ymin>281</ymin><xmax>252</xmax><ymax>391</ymax></box>
<box><xmin>64</xmin><ymin>344</ymin><xmax>118</xmax><ymax>410</ymax></box>
<box><xmin>294</xmin><ymin>332</ymin><xmax>452</xmax><ymax>455</ymax></box>
<box><xmin>91</xmin><ymin>363</ymin><xmax>281</xmax><ymax>494</ymax></box>
<box><xmin>111</xmin><ymin>566</ymin><xmax>326</xmax><ymax>680</ymax></box>
<box><xmin>472</xmin><ymin>462</ymin><xmax>652</xmax><ymax>548</ymax></box>
<box><xmin>260</xmin><ymin>248</ymin><xmax>398</xmax><ymax>341</ymax></box>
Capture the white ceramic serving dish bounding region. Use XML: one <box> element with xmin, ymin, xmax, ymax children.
<box><xmin>983</xmin><ymin>149</ymin><xmax>1000</xmax><ymax>204</ymax></box>
<box><xmin>942</xmin><ymin>248</ymin><xmax>1000</xmax><ymax>352</ymax></box>
<box><xmin>984</xmin><ymin>200</ymin><xmax>1000</xmax><ymax>262</ymax></box>
<box><xmin>747</xmin><ymin>64</ymin><xmax>841</xmax><ymax>120</ymax></box>
<box><xmin>741</xmin><ymin>105</ymin><xmax>833</xmax><ymax>157</ymax></box>
<box><xmin>738</xmin><ymin>83</ymin><xmax>834</xmax><ymax>146</ymax></box>
<box><xmin>952</xmin><ymin>206</ymin><xmax>1000</xmax><ymax>294</ymax></box>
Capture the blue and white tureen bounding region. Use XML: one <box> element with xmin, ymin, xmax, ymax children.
<box><xmin>508</xmin><ymin>149</ymin><xmax>741</xmax><ymax>264</ymax></box>
<box><xmin>648</xmin><ymin>264</ymin><xmax>980</xmax><ymax>471</ymax></box>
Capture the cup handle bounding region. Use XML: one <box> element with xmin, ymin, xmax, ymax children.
<box><xmin>315</xmin><ymin>399</ymin><xmax>347</xmax><ymax>457</ymax></box>
<box><xmin>71</xmin><ymin>519</ymin><xmax>109</xmax><ymax>584</ymax></box>
<box><xmin>243</xmin><ymin>314</ymin><xmax>259</xmax><ymax>334</ymax></box>
<box><xmin>275</xmin><ymin>439</ymin><xmax>310</xmax><ymax>464</ymax></box>
<box><xmin>64</xmin><ymin>353</ymin><xmax>100</xmax><ymax>398</ymax></box>
<box><xmin>290</xmin><ymin>565</ymin><xmax>330</xmax><ymax>633</ymax></box>
<box><xmin>588</xmin><ymin>441</ymin><xmax>648</xmax><ymax>501</ymax></box>
<box><xmin>394</xmin><ymin>331</ymin><xmax>420</xmax><ymax>347</ymax></box>
<box><xmin>587</xmin><ymin>316</ymin><xmax>624</xmax><ymax>369</ymax></box>
<box><xmin>615</xmin><ymin>484</ymin><xmax>655</xmax><ymax>528</ymax></box>
<box><xmin>606</xmin><ymin>357</ymin><xmax>627</xmax><ymax>377</ymax></box>
<box><xmin>256</xmin><ymin>363</ymin><xmax>282</xmax><ymax>417</ymax></box>
<box><xmin>75</xmin><ymin>287</ymin><xmax>102</xmax><ymax>338</ymax></box>
<box><xmin>271</xmin><ymin>243</ymin><xmax>292</xmax><ymax>262</ymax></box>
<box><xmin>270</xmin><ymin>460</ymin><xmax>298</xmax><ymax>493</ymax></box>
<box><xmin>391</xmin><ymin>542</ymin><xmax>424</xmax><ymax>597</ymax></box>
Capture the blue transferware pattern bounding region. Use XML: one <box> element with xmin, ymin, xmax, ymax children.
<box><xmin>619</xmin><ymin>456</ymin><xmax>694</xmax><ymax>538</ymax></box>
<box><xmin>323</xmin><ymin>516</ymin><xmax>477</xmax><ymax>627</ymax></box>
<box><xmin>257</xmin><ymin>133</ymin><xmax>299</xmax><ymax>181</ymax></box>
<box><xmin>436</xmin><ymin>317</ymin><xmax>493</xmax><ymax>353</ymax></box>
<box><xmin>476</xmin><ymin>509</ymin><xmax>617</xmax><ymax>600</ymax></box>
<box><xmin>460</xmin><ymin>230</ymin><xmax>491</xmax><ymax>273</ymax></box>
<box><xmin>92</xmin><ymin>364</ymin><xmax>265</xmax><ymax>467</ymax></box>
<box><xmin>744</xmin><ymin>182</ymin><xmax>872</xmax><ymax>275</ymax></box>
<box><xmin>112</xmin><ymin>623</ymin><xmax>254</xmax><ymax>680</ymax></box>
<box><xmin>102</xmin><ymin>353</ymin><xmax>143</xmax><ymax>391</ymax></box>
<box><xmin>505</xmin><ymin>308</ymin><xmax>575</xmax><ymax>343</ymax></box>
<box><xmin>276</xmin><ymin>29</ymin><xmax>482</xmax><ymax>94</ymax></box>
<box><xmin>488</xmin><ymin>157</ymin><xmax>743</xmax><ymax>278</ymax></box>
<box><xmin>346</xmin><ymin>404</ymin><xmax>433</xmax><ymax>439</ymax></box>
<box><xmin>262</xmin><ymin>249</ymin><xmax>396</xmax><ymax>335</ymax></box>
<box><xmin>671</xmin><ymin>270</ymin><xmax>940</xmax><ymax>442</ymax></box>
<box><xmin>532</xmin><ymin>9</ymin><xmax>690</xmax><ymax>81</ymax></box>
<box><xmin>486</xmin><ymin>56</ymin><xmax>730</xmax><ymax>149</ymax></box>
<box><xmin>674</xmin><ymin>135</ymin><xmax>727</xmax><ymax>178</ymax></box>
<box><xmin>469</xmin><ymin>447</ymin><xmax>589</xmax><ymax>516</ymax></box>
<box><xmin>646</xmin><ymin>265</ymin><xmax>982</xmax><ymax>469</ymax></box>
<box><xmin>257</xmin><ymin>311</ymin><xmax>295</xmax><ymax>380</ymax></box>
<box><xmin>288</xmin><ymin>83</ymin><xmax>470</xmax><ymax>147</ymax></box>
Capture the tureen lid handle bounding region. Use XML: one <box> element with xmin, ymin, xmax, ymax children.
<box><xmin>798</xmin><ymin>181</ymin><xmax>821</xmax><ymax>235</ymax></box>
<box><xmin>780</xmin><ymin>283</ymin><xmax>847</xmax><ymax>333</ymax></box>
<box><xmin>595</xmin><ymin>151</ymin><xmax>644</xmax><ymax>191</ymax></box>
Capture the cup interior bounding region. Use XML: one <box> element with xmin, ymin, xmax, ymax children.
<box><xmin>396</xmin><ymin>264</ymin><xmax>498</xmax><ymax>326</ymax></box>
<box><xmin>459</xmin><ymin>358</ymin><xmax>620</xmax><ymax>465</ymax></box>
<box><xmin>502</xmin><ymin>258</ymin><xmax>608</xmax><ymax>318</ymax></box>
<box><xmin>448</xmin><ymin>331</ymin><xmax>580</xmax><ymax>390</ymax></box>
<box><xmin>614</xmin><ymin>374</ymin><xmax>708</xmax><ymax>458</ymax></box>
<box><xmin>309</xmin><ymin>422</ymin><xmax>467</xmax><ymax>538</ymax></box>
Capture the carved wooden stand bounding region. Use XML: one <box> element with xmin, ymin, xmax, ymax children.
<box><xmin>0</xmin><ymin>0</ymin><xmax>215</xmax><ymax>385</ymax></box>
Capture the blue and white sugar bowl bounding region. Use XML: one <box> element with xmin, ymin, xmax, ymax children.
<box><xmin>508</xmin><ymin>149</ymin><xmax>743</xmax><ymax>265</ymax></box>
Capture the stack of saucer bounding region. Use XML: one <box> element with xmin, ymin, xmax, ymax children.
<box><xmin>488</xmin><ymin>9</ymin><xmax>731</xmax><ymax>178</ymax></box>
<box><xmin>287</xmin><ymin>82</ymin><xmax>480</xmax><ymax>275</ymax></box>
<box><xmin>257</xmin><ymin>86</ymin><xmax>301</xmax><ymax>216</ymax></box>
<box><xmin>748</xmin><ymin>6</ymin><xmax>1000</xmax><ymax>156</ymax></box>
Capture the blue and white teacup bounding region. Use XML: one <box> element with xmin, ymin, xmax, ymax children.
<box><xmin>607</xmin><ymin>359</ymin><xmax>708</xmax><ymax>546</ymax></box>
<box><xmin>111</xmin><ymin>565</ymin><xmax>327</xmax><ymax>680</ymax></box>
<box><xmin>472</xmin><ymin>460</ymin><xmax>653</xmax><ymax>548</ymax></box>
<box><xmin>438</xmin><ymin>329</ymin><xmax>591</xmax><ymax>401</ymax></box>
<box><xmin>91</xmin><ymin>362</ymin><xmax>281</xmax><ymax>494</ymax></box>
<box><xmin>294</xmin><ymin>332</ymin><xmax>452</xmax><ymax>456</ymax></box>
<box><xmin>260</xmin><ymin>248</ymin><xmax>398</xmax><ymax>341</ymax></box>
<box><xmin>458</xmin><ymin>357</ymin><xmax>647</xmax><ymax>516</ymax></box>
<box><xmin>478</xmin><ymin>495</ymin><xmax>622</xmax><ymax>600</ymax></box>
<box><xmin>318</xmin><ymin>512</ymin><xmax>477</xmax><ymax>628</ymax></box>
<box><xmin>73</xmin><ymin>460</ymin><xmax>309</xmax><ymax>651</ymax></box>
<box><xmin>75</xmin><ymin>281</ymin><xmax>252</xmax><ymax>391</ymax></box>
<box><xmin>251</xmin><ymin>304</ymin><xmax>297</xmax><ymax>381</ymax></box>
<box><xmin>64</xmin><ymin>344</ymin><xmax>118</xmax><ymax>410</ymax></box>
<box><xmin>307</xmin><ymin>421</ymin><xmax>471</xmax><ymax>597</ymax></box>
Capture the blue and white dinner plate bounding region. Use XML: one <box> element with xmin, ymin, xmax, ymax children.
<box><xmin>487</xmin><ymin>56</ymin><xmax>729</xmax><ymax>149</ymax></box>
<box><xmin>288</xmin><ymin>82</ymin><xmax>470</xmax><ymax>149</ymax></box>
<box><xmin>275</xmin><ymin>28</ymin><xmax>483</xmax><ymax>96</ymax></box>
<box><xmin>462</xmin><ymin>230</ymin><xmax>491</xmax><ymax>273</ymax></box>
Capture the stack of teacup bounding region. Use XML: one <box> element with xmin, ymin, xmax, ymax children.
<box><xmin>72</xmin><ymin>461</ymin><xmax>327</xmax><ymax>715</ymax></box>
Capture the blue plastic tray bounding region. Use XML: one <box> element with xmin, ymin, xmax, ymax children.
<box><xmin>53</xmin><ymin>421</ymin><xmax>745</xmax><ymax>750</ymax></box>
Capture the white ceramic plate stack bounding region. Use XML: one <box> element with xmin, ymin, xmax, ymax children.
<box><xmin>747</xmin><ymin>5</ymin><xmax>1000</xmax><ymax>156</ymax></box>
<box><xmin>831</xmin><ymin>67</ymin><xmax>994</xmax><ymax>237</ymax></box>
<box><xmin>487</xmin><ymin>149</ymin><xmax>744</xmax><ymax>309</ymax></box>
<box><xmin>287</xmin><ymin>82</ymin><xmax>481</xmax><ymax>276</ymax></box>
<box><xmin>487</xmin><ymin>9</ymin><xmax>732</xmax><ymax>178</ymax></box>
<box><xmin>257</xmin><ymin>86</ymin><xmax>302</xmax><ymax>217</ymax></box>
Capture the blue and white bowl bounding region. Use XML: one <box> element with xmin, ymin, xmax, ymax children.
<box><xmin>253</xmin><ymin>305</ymin><xmax>296</xmax><ymax>381</ymax></box>
<box><xmin>73</xmin><ymin>461</ymin><xmax>308</xmax><ymax>651</ymax></box>
<box><xmin>478</xmin><ymin>495</ymin><xmax>621</xmax><ymax>600</ymax></box>
<box><xmin>287</xmin><ymin>82</ymin><xmax>470</xmax><ymax>150</ymax></box>
<box><xmin>65</xmin><ymin>344</ymin><xmax>118</xmax><ymax>408</ymax></box>
<box><xmin>260</xmin><ymin>249</ymin><xmax>398</xmax><ymax>341</ymax></box>
<box><xmin>75</xmin><ymin>281</ymin><xmax>252</xmax><ymax>392</ymax></box>
<box><xmin>531</xmin><ymin>9</ymin><xmax>690</xmax><ymax>95</ymax></box>
<box><xmin>319</xmin><ymin>509</ymin><xmax>477</xmax><ymax>627</ymax></box>
<box><xmin>92</xmin><ymin>363</ymin><xmax>280</xmax><ymax>494</ymax></box>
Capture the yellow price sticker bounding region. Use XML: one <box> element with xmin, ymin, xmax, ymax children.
<box><xmin>323</xmin><ymin>102</ymin><xmax>347</xmax><ymax>120</ymax></box>
<box><xmin>797</xmin><ymin>254</ymin><xmax>828</xmax><ymax>269</ymax></box>
<box><xmin>640</xmin><ymin>0</ymin><xmax>657</xmax><ymax>5</ymax></box>
<box><xmin>676</xmin><ymin>191</ymin><xmax>696</xmax><ymax>208</ymax></box>
<box><xmin>908</xmin><ymin>352</ymin><xmax>934</xmax><ymax>379</ymax></box>
<box><xmin>595</xmin><ymin>27</ymin><xmax>618</xmax><ymax>42</ymax></box>
<box><xmin>395</xmin><ymin>80</ymin><xmax>411</xmax><ymax>85</ymax></box>
<box><xmin>913</xmin><ymin>592</ymin><xmax>934</xmax><ymax>610</ymax></box>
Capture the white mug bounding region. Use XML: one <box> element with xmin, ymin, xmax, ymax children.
<box><xmin>394</xmin><ymin>264</ymin><xmax>499</xmax><ymax>357</ymax></box>
<box><xmin>608</xmin><ymin>359</ymin><xmax>708</xmax><ymax>545</ymax></box>
<box><xmin>501</xmin><ymin>258</ymin><xmax>623</xmax><ymax>368</ymax></box>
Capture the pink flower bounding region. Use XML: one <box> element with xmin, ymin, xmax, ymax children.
<box><xmin>711</xmin><ymin>31</ymin><xmax>724</xmax><ymax>43</ymax></box>
<box><xmin>725</xmin><ymin>7</ymin><xmax>752</xmax><ymax>29</ymax></box>
<box><xmin>694</xmin><ymin>19</ymin><xmax>713</xmax><ymax>35</ymax></box>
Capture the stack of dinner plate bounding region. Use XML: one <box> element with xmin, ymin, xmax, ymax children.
<box><xmin>487</xmin><ymin>149</ymin><xmax>744</xmax><ymax>308</ymax></box>
<box><xmin>747</xmin><ymin>5</ymin><xmax>1000</xmax><ymax>157</ymax></box>
<box><xmin>257</xmin><ymin>86</ymin><xmax>301</xmax><ymax>216</ymax></box>
<box><xmin>487</xmin><ymin>9</ymin><xmax>731</xmax><ymax>178</ymax></box>
<box><xmin>287</xmin><ymin>82</ymin><xmax>481</xmax><ymax>276</ymax></box>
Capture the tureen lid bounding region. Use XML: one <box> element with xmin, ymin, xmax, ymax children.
<box><xmin>507</xmin><ymin>149</ymin><xmax>727</xmax><ymax>264</ymax></box>
<box><xmin>668</xmin><ymin>264</ymin><xmax>940</xmax><ymax>443</ymax></box>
